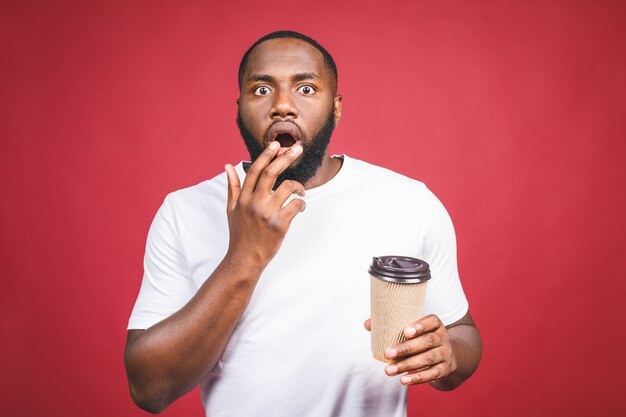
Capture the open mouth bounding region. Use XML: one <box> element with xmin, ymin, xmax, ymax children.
<box><xmin>275</xmin><ymin>133</ymin><xmax>297</xmax><ymax>148</ymax></box>
<box><xmin>267</xmin><ymin>121</ymin><xmax>302</xmax><ymax>155</ymax></box>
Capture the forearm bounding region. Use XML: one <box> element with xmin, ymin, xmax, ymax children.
<box><xmin>429</xmin><ymin>323</ymin><xmax>482</xmax><ymax>391</ymax></box>
<box><xmin>124</xmin><ymin>254</ymin><xmax>264</xmax><ymax>413</ymax></box>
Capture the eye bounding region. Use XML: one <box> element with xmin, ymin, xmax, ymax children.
<box><xmin>297</xmin><ymin>85</ymin><xmax>315</xmax><ymax>95</ymax></box>
<box><xmin>253</xmin><ymin>86</ymin><xmax>271</xmax><ymax>96</ymax></box>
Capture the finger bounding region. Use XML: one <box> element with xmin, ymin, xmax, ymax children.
<box><xmin>384</xmin><ymin>331</ymin><xmax>442</xmax><ymax>360</ymax></box>
<box><xmin>241</xmin><ymin>141</ymin><xmax>280</xmax><ymax>196</ymax></box>
<box><xmin>399</xmin><ymin>364</ymin><xmax>447</xmax><ymax>385</ymax></box>
<box><xmin>280</xmin><ymin>197</ymin><xmax>306</xmax><ymax>223</ymax></box>
<box><xmin>403</xmin><ymin>314</ymin><xmax>443</xmax><ymax>338</ymax></box>
<box><xmin>225</xmin><ymin>164</ymin><xmax>241</xmax><ymax>212</ymax></box>
<box><xmin>255</xmin><ymin>144</ymin><xmax>303</xmax><ymax>193</ymax></box>
<box><xmin>364</xmin><ymin>319</ymin><xmax>371</xmax><ymax>332</ymax></box>
<box><xmin>384</xmin><ymin>347</ymin><xmax>446</xmax><ymax>376</ymax></box>
<box><xmin>272</xmin><ymin>180</ymin><xmax>305</xmax><ymax>208</ymax></box>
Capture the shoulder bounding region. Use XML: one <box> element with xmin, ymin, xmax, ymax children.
<box><xmin>163</xmin><ymin>169</ymin><xmax>229</xmax><ymax>209</ymax></box>
<box><xmin>342</xmin><ymin>156</ymin><xmax>450</xmax><ymax>225</ymax></box>
<box><xmin>151</xmin><ymin>168</ymin><xmax>230</xmax><ymax>226</ymax></box>
<box><xmin>344</xmin><ymin>155</ymin><xmax>430</xmax><ymax>197</ymax></box>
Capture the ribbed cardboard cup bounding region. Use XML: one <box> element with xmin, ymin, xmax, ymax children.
<box><xmin>369</xmin><ymin>256</ymin><xmax>431</xmax><ymax>363</ymax></box>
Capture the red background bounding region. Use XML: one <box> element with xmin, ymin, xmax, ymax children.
<box><xmin>2</xmin><ymin>1</ymin><xmax>625</xmax><ymax>416</ymax></box>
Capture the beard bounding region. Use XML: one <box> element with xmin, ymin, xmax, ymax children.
<box><xmin>236</xmin><ymin>108</ymin><xmax>336</xmax><ymax>189</ymax></box>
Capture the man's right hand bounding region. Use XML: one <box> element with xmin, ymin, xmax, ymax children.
<box><xmin>125</xmin><ymin>141</ymin><xmax>307</xmax><ymax>414</ymax></box>
<box><xmin>224</xmin><ymin>141</ymin><xmax>306</xmax><ymax>269</ymax></box>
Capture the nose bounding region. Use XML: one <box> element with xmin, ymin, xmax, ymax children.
<box><xmin>269</xmin><ymin>89</ymin><xmax>298</xmax><ymax>119</ymax></box>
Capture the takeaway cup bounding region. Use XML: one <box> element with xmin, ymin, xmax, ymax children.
<box><xmin>369</xmin><ymin>256</ymin><xmax>431</xmax><ymax>363</ymax></box>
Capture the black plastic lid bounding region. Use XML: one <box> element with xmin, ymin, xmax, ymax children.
<box><xmin>368</xmin><ymin>256</ymin><xmax>431</xmax><ymax>283</ymax></box>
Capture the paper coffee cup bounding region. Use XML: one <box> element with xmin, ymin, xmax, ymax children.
<box><xmin>369</xmin><ymin>256</ymin><xmax>431</xmax><ymax>363</ymax></box>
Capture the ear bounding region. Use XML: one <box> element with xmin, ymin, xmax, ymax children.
<box><xmin>333</xmin><ymin>95</ymin><xmax>343</xmax><ymax>126</ymax></box>
<box><xmin>236</xmin><ymin>98</ymin><xmax>240</xmax><ymax>106</ymax></box>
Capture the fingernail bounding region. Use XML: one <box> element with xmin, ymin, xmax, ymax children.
<box><xmin>401</xmin><ymin>376</ymin><xmax>412</xmax><ymax>384</ymax></box>
<box><xmin>269</xmin><ymin>141</ymin><xmax>279</xmax><ymax>150</ymax></box>
<box><xmin>385</xmin><ymin>365</ymin><xmax>398</xmax><ymax>376</ymax></box>
<box><xmin>415</xmin><ymin>324</ymin><xmax>424</xmax><ymax>332</ymax></box>
<box><xmin>290</xmin><ymin>144</ymin><xmax>302</xmax><ymax>154</ymax></box>
<box><xmin>385</xmin><ymin>348</ymin><xmax>397</xmax><ymax>359</ymax></box>
<box><xmin>405</xmin><ymin>327</ymin><xmax>416</xmax><ymax>337</ymax></box>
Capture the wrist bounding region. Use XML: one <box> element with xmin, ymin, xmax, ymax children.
<box><xmin>222</xmin><ymin>249</ymin><xmax>268</xmax><ymax>279</ymax></box>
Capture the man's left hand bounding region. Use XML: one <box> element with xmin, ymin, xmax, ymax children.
<box><xmin>365</xmin><ymin>314</ymin><xmax>457</xmax><ymax>385</ymax></box>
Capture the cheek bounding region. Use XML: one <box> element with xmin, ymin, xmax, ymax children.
<box><xmin>239</xmin><ymin>102</ymin><xmax>258</xmax><ymax>120</ymax></box>
<box><xmin>302</xmin><ymin>102</ymin><xmax>333</xmax><ymax>131</ymax></box>
<box><xmin>239</xmin><ymin>104</ymin><xmax>266</xmax><ymax>132</ymax></box>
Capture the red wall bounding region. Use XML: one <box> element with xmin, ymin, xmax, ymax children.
<box><xmin>2</xmin><ymin>1</ymin><xmax>625</xmax><ymax>416</ymax></box>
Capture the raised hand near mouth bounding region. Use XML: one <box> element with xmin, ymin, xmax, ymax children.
<box><xmin>225</xmin><ymin>140</ymin><xmax>306</xmax><ymax>270</ymax></box>
<box><xmin>124</xmin><ymin>140</ymin><xmax>307</xmax><ymax>414</ymax></box>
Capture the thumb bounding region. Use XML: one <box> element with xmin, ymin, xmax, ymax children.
<box><xmin>364</xmin><ymin>318</ymin><xmax>371</xmax><ymax>332</ymax></box>
<box><xmin>225</xmin><ymin>164</ymin><xmax>241</xmax><ymax>212</ymax></box>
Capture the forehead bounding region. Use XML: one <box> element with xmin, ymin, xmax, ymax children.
<box><xmin>243</xmin><ymin>38</ymin><xmax>329</xmax><ymax>81</ymax></box>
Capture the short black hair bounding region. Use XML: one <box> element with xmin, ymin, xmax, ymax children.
<box><xmin>238</xmin><ymin>30</ymin><xmax>338</xmax><ymax>92</ymax></box>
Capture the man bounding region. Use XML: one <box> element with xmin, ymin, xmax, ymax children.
<box><xmin>125</xmin><ymin>31</ymin><xmax>482</xmax><ymax>416</ymax></box>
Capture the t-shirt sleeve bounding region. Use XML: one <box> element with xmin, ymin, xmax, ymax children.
<box><xmin>127</xmin><ymin>195</ymin><xmax>196</xmax><ymax>330</ymax></box>
<box><xmin>420</xmin><ymin>187</ymin><xmax>469</xmax><ymax>326</ymax></box>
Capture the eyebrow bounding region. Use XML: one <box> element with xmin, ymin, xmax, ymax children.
<box><xmin>292</xmin><ymin>72</ymin><xmax>320</xmax><ymax>82</ymax></box>
<box><xmin>247</xmin><ymin>72</ymin><xmax>321</xmax><ymax>84</ymax></box>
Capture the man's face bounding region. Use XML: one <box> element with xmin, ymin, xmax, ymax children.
<box><xmin>237</xmin><ymin>38</ymin><xmax>342</xmax><ymax>187</ymax></box>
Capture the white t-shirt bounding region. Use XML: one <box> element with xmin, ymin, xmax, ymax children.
<box><xmin>129</xmin><ymin>155</ymin><xmax>468</xmax><ymax>417</ymax></box>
